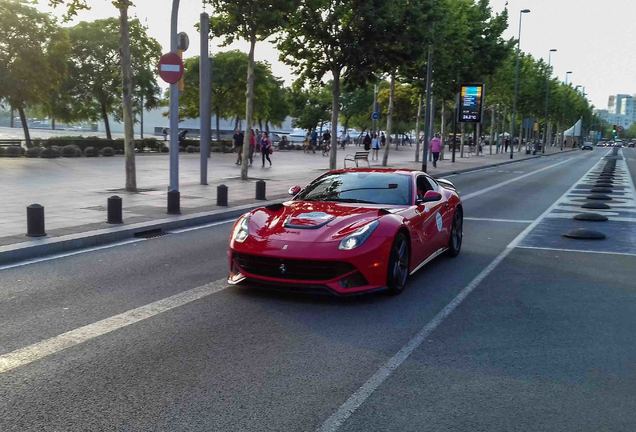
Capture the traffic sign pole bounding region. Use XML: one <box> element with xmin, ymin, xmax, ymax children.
<box><xmin>170</xmin><ymin>0</ymin><xmax>180</xmax><ymax>197</ymax></box>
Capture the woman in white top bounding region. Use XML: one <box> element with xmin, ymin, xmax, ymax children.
<box><xmin>371</xmin><ymin>133</ymin><xmax>380</xmax><ymax>161</ymax></box>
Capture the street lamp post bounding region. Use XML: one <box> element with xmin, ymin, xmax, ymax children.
<box><xmin>565</xmin><ymin>71</ymin><xmax>572</xmax><ymax>85</ymax></box>
<box><xmin>510</xmin><ymin>8</ymin><xmax>531</xmax><ymax>160</ymax></box>
<box><xmin>169</xmin><ymin>0</ymin><xmax>180</xmax><ymax>193</ymax></box>
<box><xmin>542</xmin><ymin>48</ymin><xmax>557</xmax><ymax>153</ymax></box>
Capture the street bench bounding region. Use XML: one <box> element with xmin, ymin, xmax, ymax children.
<box><xmin>0</xmin><ymin>139</ymin><xmax>22</xmax><ymax>148</ymax></box>
<box><xmin>344</xmin><ymin>151</ymin><xmax>370</xmax><ymax>168</ymax></box>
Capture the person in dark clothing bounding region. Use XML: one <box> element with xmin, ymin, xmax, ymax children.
<box><xmin>363</xmin><ymin>133</ymin><xmax>372</xmax><ymax>151</ymax></box>
<box><xmin>380</xmin><ymin>132</ymin><xmax>386</xmax><ymax>147</ymax></box>
<box><xmin>260</xmin><ymin>132</ymin><xmax>272</xmax><ymax>167</ymax></box>
<box><xmin>233</xmin><ymin>129</ymin><xmax>244</xmax><ymax>165</ymax></box>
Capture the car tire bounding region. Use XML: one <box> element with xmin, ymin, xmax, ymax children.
<box><xmin>387</xmin><ymin>233</ymin><xmax>410</xmax><ymax>295</ymax></box>
<box><xmin>447</xmin><ymin>208</ymin><xmax>463</xmax><ymax>258</ymax></box>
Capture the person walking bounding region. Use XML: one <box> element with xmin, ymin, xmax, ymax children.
<box><xmin>248</xmin><ymin>129</ymin><xmax>256</xmax><ymax>166</ymax></box>
<box><xmin>363</xmin><ymin>132</ymin><xmax>372</xmax><ymax>151</ymax></box>
<box><xmin>430</xmin><ymin>133</ymin><xmax>442</xmax><ymax>168</ymax></box>
<box><xmin>380</xmin><ymin>132</ymin><xmax>386</xmax><ymax>147</ymax></box>
<box><xmin>260</xmin><ymin>132</ymin><xmax>272</xmax><ymax>167</ymax></box>
<box><xmin>371</xmin><ymin>133</ymin><xmax>380</xmax><ymax>161</ymax></box>
<box><xmin>310</xmin><ymin>129</ymin><xmax>318</xmax><ymax>153</ymax></box>
<box><xmin>233</xmin><ymin>129</ymin><xmax>244</xmax><ymax>165</ymax></box>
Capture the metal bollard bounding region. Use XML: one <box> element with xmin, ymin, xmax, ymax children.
<box><xmin>256</xmin><ymin>180</ymin><xmax>266</xmax><ymax>200</ymax></box>
<box><xmin>107</xmin><ymin>195</ymin><xmax>123</xmax><ymax>224</ymax></box>
<box><xmin>167</xmin><ymin>189</ymin><xmax>181</xmax><ymax>215</ymax></box>
<box><xmin>26</xmin><ymin>204</ymin><xmax>46</xmax><ymax>237</ymax></box>
<box><xmin>217</xmin><ymin>184</ymin><xmax>228</xmax><ymax>206</ymax></box>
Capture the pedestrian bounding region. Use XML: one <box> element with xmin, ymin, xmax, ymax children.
<box><xmin>340</xmin><ymin>131</ymin><xmax>346</xmax><ymax>149</ymax></box>
<box><xmin>371</xmin><ymin>133</ymin><xmax>380</xmax><ymax>160</ymax></box>
<box><xmin>249</xmin><ymin>128</ymin><xmax>256</xmax><ymax>166</ymax></box>
<box><xmin>363</xmin><ymin>132</ymin><xmax>372</xmax><ymax>151</ymax></box>
<box><xmin>233</xmin><ymin>128</ymin><xmax>244</xmax><ymax>165</ymax></box>
<box><xmin>504</xmin><ymin>137</ymin><xmax>510</xmax><ymax>152</ymax></box>
<box><xmin>430</xmin><ymin>133</ymin><xmax>442</xmax><ymax>168</ymax></box>
<box><xmin>260</xmin><ymin>132</ymin><xmax>272</xmax><ymax>167</ymax></box>
<box><xmin>380</xmin><ymin>132</ymin><xmax>386</xmax><ymax>147</ymax></box>
<box><xmin>322</xmin><ymin>130</ymin><xmax>331</xmax><ymax>156</ymax></box>
<box><xmin>310</xmin><ymin>129</ymin><xmax>318</xmax><ymax>153</ymax></box>
<box><xmin>178</xmin><ymin>129</ymin><xmax>188</xmax><ymax>151</ymax></box>
<box><xmin>162</xmin><ymin>127</ymin><xmax>168</xmax><ymax>141</ymax></box>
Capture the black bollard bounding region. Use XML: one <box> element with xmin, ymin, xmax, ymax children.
<box><xmin>256</xmin><ymin>180</ymin><xmax>266</xmax><ymax>200</ymax></box>
<box><xmin>167</xmin><ymin>189</ymin><xmax>181</xmax><ymax>214</ymax></box>
<box><xmin>217</xmin><ymin>184</ymin><xmax>228</xmax><ymax>206</ymax></box>
<box><xmin>107</xmin><ymin>195</ymin><xmax>123</xmax><ymax>224</ymax></box>
<box><xmin>26</xmin><ymin>204</ymin><xmax>46</xmax><ymax>237</ymax></box>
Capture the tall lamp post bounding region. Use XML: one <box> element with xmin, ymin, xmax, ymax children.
<box><xmin>510</xmin><ymin>8</ymin><xmax>531</xmax><ymax>160</ymax></box>
<box><xmin>542</xmin><ymin>48</ymin><xmax>557</xmax><ymax>153</ymax></box>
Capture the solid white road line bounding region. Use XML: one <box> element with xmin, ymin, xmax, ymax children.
<box><xmin>516</xmin><ymin>245</ymin><xmax>636</xmax><ymax>258</ymax></box>
<box><xmin>0</xmin><ymin>238</ymin><xmax>145</xmax><ymax>272</ymax></box>
<box><xmin>0</xmin><ymin>277</ymin><xmax>229</xmax><ymax>374</ymax></box>
<box><xmin>317</xmin><ymin>153</ymin><xmax>602</xmax><ymax>432</ymax></box>
<box><xmin>461</xmin><ymin>158</ymin><xmax>575</xmax><ymax>201</ymax></box>
<box><xmin>464</xmin><ymin>217</ymin><xmax>533</xmax><ymax>223</ymax></box>
<box><xmin>167</xmin><ymin>219</ymin><xmax>235</xmax><ymax>234</ymax></box>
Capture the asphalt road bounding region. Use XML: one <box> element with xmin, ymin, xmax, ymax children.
<box><xmin>1</xmin><ymin>148</ymin><xmax>635</xmax><ymax>432</ymax></box>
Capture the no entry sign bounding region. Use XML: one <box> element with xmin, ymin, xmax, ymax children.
<box><xmin>158</xmin><ymin>52</ymin><xmax>184</xmax><ymax>84</ymax></box>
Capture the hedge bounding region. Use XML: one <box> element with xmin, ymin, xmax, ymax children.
<box><xmin>0</xmin><ymin>146</ymin><xmax>24</xmax><ymax>157</ymax></box>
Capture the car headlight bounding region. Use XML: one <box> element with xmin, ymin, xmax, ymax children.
<box><xmin>338</xmin><ymin>220</ymin><xmax>379</xmax><ymax>250</ymax></box>
<box><xmin>232</xmin><ymin>215</ymin><xmax>250</xmax><ymax>243</ymax></box>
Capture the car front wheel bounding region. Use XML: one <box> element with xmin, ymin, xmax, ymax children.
<box><xmin>387</xmin><ymin>233</ymin><xmax>410</xmax><ymax>295</ymax></box>
<box><xmin>447</xmin><ymin>208</ymin><xmax>463</xmax><ymax>257</ymax></box>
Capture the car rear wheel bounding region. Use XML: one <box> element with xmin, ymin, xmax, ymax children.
<box><xmin>447</xmin><ymin>208</ymin><xmax>463</xmax><ymax>257</ymax></box>
<box><xmin>387</xmin><ymin>233</ymin><xmax>410</xmax><ymax>295</ymax></box>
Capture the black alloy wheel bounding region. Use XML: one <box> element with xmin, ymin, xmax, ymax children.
<box><xmin>387</xmin><ymin>233</ymin><xmax>410</xmax><ymax>295</ymax></box>
<box><xmin>447</xmin><ymin>208</ymin><xmax>463</xmax><ymax>257</ymax></box>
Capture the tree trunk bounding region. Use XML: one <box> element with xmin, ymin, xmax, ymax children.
<box><xmin>428</xmin><ymin>94</ymin><xmax>435</xmax><ymax>162</ymax></box>
<box><xmin>460</xmin><ymin>123</ymin><xmax>465</xmax><ymax>157</ymax></box>
<box><xmin>265</xmin><ymin>120</ymin><xmax>269</xmax><ymax>133</ymax></box>
<box><xmin>10</xmin><ymin>106</ymin><xmax>14</xmax><ymax>128</ymax></box>
<box><xmin>119</xmin><ymin>2</ymin><xmax>137</xmax><ymax>192</ymax></box>
<box><xmin>490</xmin><ymin>107</ymin><xmax>495</xmax><ymax>155</ymax></box>
<box><xmin>241</xmin><ymin>33</ymin><xmax>256</xmax><ymax>180</ymax></box>
<box><xmin>17</xmin><ymin>107</ymin><xmax>31</xmax><ymax>148</ymax></box>
<box><xmin>414</xmin><ymin>92</ymin><xmax>423</xmax><ymax>162</ymax></box>
<box><xmin>234</xmin><ymin>116</ymin><xmax>240</xmax><ymax>130</ymax></box>
<box><xmin>329</xmin><ymin>68</ymin><xmax>341</xmax><ymax>169</ymax></box>
<box><xmin>259</xmin><ymin>119</ymin><xmax>263</xmax><ymax>131</ymax></box>
<box><xmin>52</xmin><ymin>117</ymin><xmax>56</xmax><ymax>130</ymax></box>
<box><xmin>101</xmin><ymin>100</ymin><xmax>112</xmax><ymax>141</ymax></box>
<box><xmin>215</xmin><ymin>111</ymin><xmax>221</xmax><ymax>142</ymax></box>
<box><xmin>440</xmin><ymin>101</ymin><xmax>446</xmax><ymax>160</ymax></box>
<box><xmin>382</xmin><ymin>75</ymin><xmax>395</xmax><ymax>166</ymax></box>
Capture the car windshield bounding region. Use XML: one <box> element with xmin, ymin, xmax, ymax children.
<box><xmin>296</xmin><ymin>172</ymin><xmax>412</xmax><ymax>205</ymax></box>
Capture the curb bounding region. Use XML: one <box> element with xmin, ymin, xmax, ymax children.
<box><xmin>0</xmin><ymin>149</ymin><xmax>579</xmax><ymax>266</ymax></box>
<box><xmin>0</xmin><ymin>198</ymin><xmax>285</xmax><ymax>266</ymax></box>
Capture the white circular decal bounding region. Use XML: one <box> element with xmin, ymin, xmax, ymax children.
<box><xmin>435</xmin><ymin>212</ymin><xmax>443</xmax><ymax>232</ymax></box>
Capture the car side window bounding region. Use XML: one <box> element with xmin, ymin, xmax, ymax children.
<box><xmin>416</xmin><ymin>175</ymin><xmax>435</xmax><ymax>200</ymax></box>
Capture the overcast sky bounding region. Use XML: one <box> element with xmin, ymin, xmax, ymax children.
<box><xmin>36</xmin><ymin>0</ymin><xmax>634</xmax><ymax>109</ymax></box>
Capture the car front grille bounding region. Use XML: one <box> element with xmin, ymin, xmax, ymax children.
<box><xmin>234</xmin><ymin>253</ymin><xmax>355</xmax><ymax>281</ymax></box>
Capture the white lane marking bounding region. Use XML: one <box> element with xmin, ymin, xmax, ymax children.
<box><xmin>167</xmin><ymin>219</ymin><xmax>235</xmax><ymax>234</ymax></box>
<box><xmin>0</xmin><ymin>277</ymin><xmax>229</xmax><ymax>374</ymax></box>
<box><xmin>516</xmin><ymin>245</ymin><xmax>636</xmax><ymax>258</ymax></box>
<box><xmin>0</xmin><ymin>239</ymin><xmax>145</xmax><ymax>272</ymax></box>
<box><xmin>317</xmin><ymin>154</ymin><xmax>601</xmax><ymax>432</ymax></box>
<box><xmin>464</xmin><ymin>217</ymin><xmax>533</xmax><ymax>223</ymax></box>
<box><xmin>461</xmin><ymin>158</ymin><xmax>574</xmax><ymax>201</ymax></box>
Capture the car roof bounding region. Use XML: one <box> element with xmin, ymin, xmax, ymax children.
<box><xmin>326</xmin><ymin>168</ymin><xmax>419</xmax><ymax>177</ymax></box>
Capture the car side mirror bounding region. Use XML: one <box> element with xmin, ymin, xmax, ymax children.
<box><xmin>417</xmin><ymin>190</ymin><xmax>442</xmax><ymax>204</ymax></box>
<box><xmin>289</xmin><ymin>185</ymin><xmax>302</xmax><ymax>195</ymax></box>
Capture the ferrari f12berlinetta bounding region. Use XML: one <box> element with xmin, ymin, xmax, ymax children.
<box><xmin>228</xmin><ymin>169</ymin><xmax>463</xmax><ymax>295</ymax></box>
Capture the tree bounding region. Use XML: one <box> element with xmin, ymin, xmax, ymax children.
<box><xmin>377</xmin><ymin>82</ymin><xmax>418</xmax><ymax>137</ymax></box>
<box><xmin>0</xmin><ymin>0</ymin><xmax>68</xmax><ymax>146</ymax></box>
<box><xmin>64</xmin><ymin>18</ymin><xmax>161</xmax><ymax>140</ymax></box>
<box><xmin>206</xmin><ymin>0</ymin><xmax>297</xmax><ymax>180</ymax></box>
<box><xmin>50</xmin><ymin>0</ymin><xmax>144</xmax><ymax>191</ymax></box>
<box><xmin>288</xmin><ymin>81</ymin><xmax>331</xmax><ymax>132</ymax></box>
<box><xmin>280</xmin><ymin>0</ymin><xmax>379</xmax><ymax>169</ymax></box>
<box><xmin>180</xmin><ymin>51</ymin><xmax>289</xmax><ymax>139</ymax></box>
<box><xmin>340</xmin><ymin>85</ymin><xmax>374</xmax><ymax>135</ymax></box>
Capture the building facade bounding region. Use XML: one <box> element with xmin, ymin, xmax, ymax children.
<box><xmin>595</xmin><ymin>93</ymin><xmax>635</xmax><ymax>129</ymax></box>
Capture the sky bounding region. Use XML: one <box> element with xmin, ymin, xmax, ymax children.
<box><xmin>34</xmin><ymin>0</ymin><xmax>635</xmax><ymax>110</ymax></box>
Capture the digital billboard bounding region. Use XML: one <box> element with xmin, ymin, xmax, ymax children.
<box><xmin>458</xmin><ymin>83</ymin><xmax>484</xmax><ymax>123</ymax></box>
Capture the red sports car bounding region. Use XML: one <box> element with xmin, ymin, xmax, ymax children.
<box><xmin>228</xmin><ymin>168</ymin><xmax>463</xmax><ymax>295</ymax></box>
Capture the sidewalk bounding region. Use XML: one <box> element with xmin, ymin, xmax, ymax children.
<box><xmin>0</xmin><ymin>143</ymin><xmax>572</xmax><ymax>249</ymax></box>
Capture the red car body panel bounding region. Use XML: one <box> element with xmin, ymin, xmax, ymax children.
<box><xmin>228</xmin><ymin>168</ymin><xmax>462</xmax><ymax>295</ymax></box>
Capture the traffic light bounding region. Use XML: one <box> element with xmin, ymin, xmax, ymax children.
<box><xmin>612</xmin><ymin>124</ymin><xmax>618</xmax><ymax>138</ymax></box>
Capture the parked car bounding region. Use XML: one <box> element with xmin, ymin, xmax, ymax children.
<box><xmin>581</xmin><ymin>142</ymin><xmax>594</xmax><ymax>150</ymax></box>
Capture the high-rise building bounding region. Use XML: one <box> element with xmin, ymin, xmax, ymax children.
<box><xmin>595</xmin><ymin>93</ymin><xmax>635</xmax><ymax>130</ymax></box>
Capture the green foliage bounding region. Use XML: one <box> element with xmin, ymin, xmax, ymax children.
<box><xmin>101</xmin><ymin>146</ymin><xmax>115</xmax><ymax>157</ymax></box>
<box><xmin>84</xmin><ymin>146</ymin><xmax>98</xmax><ymax>157</ymax></box>
<box><xmin>340</xmin><ymin>85</ymin><xmax>374</xmax><ymax>132</ymax></box>
<box><xmin>287</xmin><ymin>81</ymin><xmax>331</xmax><ymax>131</ymax></box>
<box><xmin>61</xmin><ymin>144</ymin><xmax>82</xmax><ymax>157</ymax></box>
<box><xmin>64</xmin><ymin>18</ymin><xmax>161</xmax><ymax>129</ymax></box>
<box><xmin>377</xmin><ymin>82</ymin><xmax>418</xmax><ymax>134</ymax></box>
<box><xmin>0</xmin><ymin>145</ymin><xmax>24</xmax><ymax>157</ymax></box>
<box><xmin>40</xmin><ymin>147</ymin><xmax>61</xmax><ymax>158</ymax></box>
<box><xmin>26</xmin><ymin>147</ymin><xmax>42</xmax><ymax>158</ymax></box>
